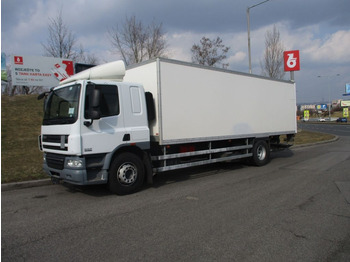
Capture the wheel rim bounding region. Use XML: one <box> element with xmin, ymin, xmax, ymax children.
<box><xmin>257</xmin><ymin>145</ymin><xmax>266</xmax><ymax>161</ymax></box>
<box><xmin>117</xmin><ymin>163</ymin><xmax>137</xmax><ymax>185</ymax></box>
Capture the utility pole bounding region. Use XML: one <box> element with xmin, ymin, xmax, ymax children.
<box><xmin>247</xmin><ymin>0</ymin><xmax>270</xmax><ymax>74</ymax></box>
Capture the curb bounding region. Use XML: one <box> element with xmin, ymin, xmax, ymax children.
<box><xmin>2</xmin><ymin>179</ymin><xmax>52</xmax><ymax>192</ymax></box>
<box><xmin>291</xmin><ymin>135</ymin><xmax>339</xmax><ymax>149</ymax></box>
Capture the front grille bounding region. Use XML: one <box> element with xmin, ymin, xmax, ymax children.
<box><xmin>42</xmin><ymin>134</ymin><xmax>69</xmax><ymax>151</ymax></box>
<box><xmin>46</xmin><ymin>153</ymin><xmax>65</xmax><ymax>170</ymax></box>
<box><xmin>43</xmin><ymin>135</ymin><xmax>69</xmax><ymax>143</ymax></box>
<box><xmin>43</xmin><ymin>145</ymin><xmax>68</xmax><ymax>151</ymax></box>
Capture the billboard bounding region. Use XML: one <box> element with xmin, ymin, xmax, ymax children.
<box><xmin>316</xmin><ymin>104</ymin><xmax>327</xmax><ymax>110</ymax></box>
<box><xmin>300</xmin><ymin>104</ymin><xmax>315</xmax><ymax>111</ymax></box>
<box><xmin>341</xmin><ymin>100</ymin><xmax>350</xmax><ymax>107</ymax></box>
<box><xmin>345</xmin><ymin>83</ymin><xmax>350</xmax><ymax>95</ymax></box>
<box><xmin>11</xmin><ymin>55</ymin><xmax>73</xmax><ymax>86</ymax></box>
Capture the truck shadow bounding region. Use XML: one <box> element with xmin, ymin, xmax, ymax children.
<box><xmin>61</xmin><ymin>183</ymin><xmax>112</xmax><ymax>197</ymax></box>
<box><xmin>271</xmin><ymin>148</ymin><xmax>294</xmax><ymax>159</ymax></box>
<box><xmin>151</xmin><ymin>161</ymin><xmax>248</xmax><ymax>189</ymax></box>
<box><xmin>151</xmin><ymin>149</ymin><xmax>295</xmax><ymax>189</ymax></box>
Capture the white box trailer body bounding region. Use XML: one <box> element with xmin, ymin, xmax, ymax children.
<box><xmin>124</xmin><ymin>58</ymin><xmax>296</xmax><ymax>145</ymax></box>
<box><xmin>39</xmin><ymin>58</ymin><xmax>296</xmax><ymax>195</ymax></box>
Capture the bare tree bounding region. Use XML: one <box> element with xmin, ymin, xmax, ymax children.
<box><xmin>42</xmin><ymin>9</ymin><xmax>77</xmax><ymax>59</ymax></box>
<box><xmin>191</xmin><ymin>36</ymin><xmax>230</xmax><ymax>67</ymax></box>
<box><xmin>146</xmin><ymin>21</ymin><xmax>167</xmax><ymax>60</ymax></box>
<box><xmin>75</xmin><ymin>44</ymin><xmax>100</xmax><ymax>65</ymax></box>
<box><xmin>109</xmin><ymin>16</ymin><xmax>168</xmax><ymax>65</ymax></box>
<box><xmin>260</xmin><ymin>25</ymin><xmax>285</xmax><ymax>79</ymax></box>
<box><xmin>42</xmin><ymin>9</ymin><xmax>98</xmax><ymax>64</ymax></box>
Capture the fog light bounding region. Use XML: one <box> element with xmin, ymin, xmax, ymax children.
<box><xmin>67</xmin><ymin>159</ymin><xmax>83</xmax><ymax>168</ymax></box>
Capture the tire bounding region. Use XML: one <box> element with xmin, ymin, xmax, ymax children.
<box><xmin>251</xmin><ymin>140</ymin><xmax>270</xmax><ymax>166</ymax></box>
<box><xmin>108</xmin><ymin>152</ymin><xmax>145</xmax><ymax>195</ymax></box>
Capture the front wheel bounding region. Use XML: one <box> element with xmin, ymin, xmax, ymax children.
<box><xmin>251</xmin><ymin>140</ymin><xmax>270</xmax><ymax>166</ymax></box>
<box><xmin>108</xmin><ymin>152</ymin><xmax>145</xmax><ymax>195</ymax></box>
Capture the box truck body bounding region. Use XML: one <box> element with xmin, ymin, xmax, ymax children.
<box><xmin>39</xmin><ymin>58</ymin><xmax>296</xmax><ymax>194</ymax></box>
<box><xmin>124</xmin><ymin>58</ymin><xmax>296</xmax><ymax>144</ymax></box>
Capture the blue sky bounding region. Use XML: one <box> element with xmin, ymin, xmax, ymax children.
<box><xmin>1</xmin><ymin>0</ymin><xmax>350</xmax><ymax>103</ymax></box>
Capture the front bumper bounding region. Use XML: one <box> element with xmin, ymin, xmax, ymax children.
<box><xmin>43</xmin><ymin>154</ymin><xmax>108</xmax><ymax>185</ymax></box>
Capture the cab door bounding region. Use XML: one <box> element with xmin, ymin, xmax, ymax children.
<box><xmin>80</xmin><ymin>82</ymin><xmax>126</xmax><ymax>155</ymax></box>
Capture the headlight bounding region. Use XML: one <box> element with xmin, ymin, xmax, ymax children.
<box><xmin>67</xmin><ymin>159</ymin><xmax>83</xmax><ymax>168</ymax></box>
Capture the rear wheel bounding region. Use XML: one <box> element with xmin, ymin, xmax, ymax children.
<box><xmin>251</xmin><ymin>140</ymin><xmax>270</xmax><ymax>166</ymax></box>
<box><xmin>108</xmin><ymin>152</ymin><xmax>145</xmax><ymax>195</ymax></box>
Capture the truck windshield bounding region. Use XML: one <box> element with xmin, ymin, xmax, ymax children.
<box><xmin>43</xmin><ymin>84</ymin><xmax>81</xmax><ymax>125</ymax></box>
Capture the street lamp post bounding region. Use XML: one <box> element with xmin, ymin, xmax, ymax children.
<box><xmin>247</xmin><ymin>0</ymin><xmax>270</xmax><ymax>74</ymax></box>
<box><xmin>317</xmin><ymin>74</ymin><xmax>340</xmax><ymax>121</ymax></box>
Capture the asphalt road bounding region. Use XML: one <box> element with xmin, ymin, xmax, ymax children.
<box><xmin>2</xmin><ymin>136</ymin><xmax>350</xmax><ymax>262</ymax></box>
<box><xmin>298</xmin><ymin>122</ymin><xmax>350</xmax><ymax>137</ymax></box>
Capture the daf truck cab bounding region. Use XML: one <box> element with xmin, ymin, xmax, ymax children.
<box><xmin>39</xmin><ymin>61</ymin><xmax>152</xmax><ymax>194</ymax></box>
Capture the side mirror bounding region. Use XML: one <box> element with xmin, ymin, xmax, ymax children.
<box><xmin>90</xmin><ymin>89</ymin><xmax>101</xmax><ymax>120</ymax></box>
<box><xmin>84</xmin><ymin>87</ymin><xmax>101</xmax><ymax>127</ymax></box>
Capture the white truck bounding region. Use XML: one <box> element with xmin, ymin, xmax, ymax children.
<box><xmin>38</xmin><ymin>58</ymin><xmax>296</xmax><ymax>194</ymax></box>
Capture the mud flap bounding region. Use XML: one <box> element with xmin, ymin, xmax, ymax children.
<box><xmin>143</xmin><ymin>152</ymin><xmax>153</xmax><ymax>185</ymax></box>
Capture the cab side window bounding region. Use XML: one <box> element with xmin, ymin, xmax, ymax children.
<box><xmin>85</xmin><ymin>85</ymin><xmax>119</xmax><ymax>118</ymax></box>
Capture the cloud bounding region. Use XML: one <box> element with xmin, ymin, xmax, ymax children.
<box><xmin>165</xmin><ymin>32</ymin><xmax>198</xmax><ymax>61</ymax></box>
<box><xmin>305</xmin><ymin>30</ymin><xmax>350</xmax><ymax>63</ymax></box>
<box><xmin>248</xmin><ymin>23</ymin><xmax>350</xmax><ymax>66</ymax></box>
<box><xmin>228</xmin><ymin>52</ymin><xmax>246</xmax><ymax>64</ymax></box>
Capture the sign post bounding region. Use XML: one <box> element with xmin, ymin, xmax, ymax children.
<box><xmin>284</xmin><ymin>50</ymin><xmax>300</xmax><ymax>82</ymax></box>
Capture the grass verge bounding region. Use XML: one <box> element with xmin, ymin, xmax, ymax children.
<box><xmin>292</xmin><ymin>130</ymin><xmax>335</xmax><ymax>145</ymax></box>
<box><xmin>2</xmin><ymin>95</ymin><xmax>47</xmax><ymax>183</ymax></box>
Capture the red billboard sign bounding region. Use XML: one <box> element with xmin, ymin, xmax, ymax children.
<box><xmin>284</xmin><ymin>50</ymin><xmax>300</xmax><ymax>71</ymax></box>
<box><xmin>11</xmin><ymin>55</ymin><xmax>73</xmax><ymax>86</ymax></box>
